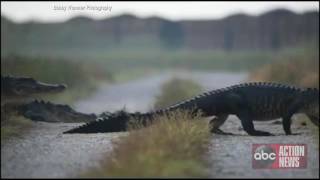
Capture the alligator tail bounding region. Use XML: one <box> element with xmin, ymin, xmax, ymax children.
<box><xmin>63</xmin><ymin>110</ymin><xmax>131</xmax><ymax>134</ymax></box>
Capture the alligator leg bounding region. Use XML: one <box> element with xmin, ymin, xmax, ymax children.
<box><xmin>282</xmin><ymin>103</ymin><xmax>302</xmax><ymax>135</ymax></box>
<box><xmin>224</xmin><ymin>93</ymin><xmax>272</xmax><ymax>136</ymax></box>
<box><xmin>209</xmin><ymin>115</ymin><xmax>233</xmax><ymax>135</ymax></box>
<box><xmin>237</xmin><ymin>112</ymin><xmax>274</xmax><ymax>136</ymax></box>
<box><xmin>282</xmin><ymin>116</ymin><xmax>292</xmax><ymax>135</ymax></box>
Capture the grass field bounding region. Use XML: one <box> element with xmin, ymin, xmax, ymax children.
<box><xmin>1</xmin><ymin>105</ymin><xmax>34</xmax><ymax>141</ymax></box>
<box><xmin>154</xmin><ymin>78</ymin><xmax>202</xmax><ymax>109</ymax></box>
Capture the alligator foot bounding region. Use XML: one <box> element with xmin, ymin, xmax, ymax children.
<box><xmin>248</xmin><ymin>130</ymin><xmax>274</xmax><ymax>136</ymax></box>
<box><xmin>287</xmin><ymin>132</ymin><xmax>301</xmax><ymax>136</ymax></box>
<box><xmin>211</xmin><ymin>128</ymin><xmax>234</xmax><ymax>135</ymax></box>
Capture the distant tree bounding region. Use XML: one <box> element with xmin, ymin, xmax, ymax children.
<box><xmin>159</xmin><ymin>20</ymin><xmax>184</xmax><ymax>49</ymax></box>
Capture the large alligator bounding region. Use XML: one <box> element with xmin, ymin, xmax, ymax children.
<box><xmin>1</xmin><ymin>75</ymin><xmax>66</xmax><ymax>104</ymax></box>
<box><xmin>18</xmin><ymin>100</ymin><xmax>97</xmax><ymax>123</ymax></box>
<box><xmin>64</xmin><ymin>82</ymin><xmax>319</xmax><ymax>136</ymax></box>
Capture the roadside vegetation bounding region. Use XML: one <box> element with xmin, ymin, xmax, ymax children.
<box><xmin>249</xmin><ymin>45</ymin><xmax>319</xmax><ymax>88</ymax></box>
<box><xmin>1</xmin><ymin>116</ymin><xmax>33</xmax><ymax>141</ymax></box>
<box><xmin>83</xmin><ymin>79</ymin><xmax>211</xmax><ymax>177</ymax></box>
<box><xmin>1</xmin><ymin>104</ymin><xmax>33</xmax><ymax>140</ymax></box>
<box><xmin>84</xmin><ymin>111</ymin><xmax>210</xmax><ymax>178</ymax></box>
<box><xmin>154</xmin><ymin>78</ymin><xmax>202</xmax><ymax>109</ymax></box>
<box><xmin>95</xmin><ymin>49</ymin><xmax>277</xmax><ymax>72</ymax></box>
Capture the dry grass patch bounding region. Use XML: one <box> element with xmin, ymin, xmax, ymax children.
<box><xmin>154</xmin><ymin>78</ymin><xmax>202</xmax><ymax>109</ymax></box>
<box><xmin>83</xmin><ymin>110</ymin><xmax>211</xmax><ymax>178</ymax></box>
<box><xmin>249</xmin><ymin>45</ymin><xmax>319</xmax><ymax>88</ymax></box>
<box><xmin>1</xmin><ymin>115</ymin><xmax>33</xmax><ymax>140</ymax></box>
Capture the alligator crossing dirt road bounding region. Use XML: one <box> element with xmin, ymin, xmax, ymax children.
<box><xmin>1</xmin><ymin>71</ymin><xmax>318</xmax><ymax>178</ymax></box>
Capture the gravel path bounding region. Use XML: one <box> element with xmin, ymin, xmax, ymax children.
<box><xmin>1</xmin><ymin>122</ymin><xmax>126</xmax><ymax>178</ymax></box>
<box><xmin>208</xmin><ymin>115</ymin><xmax>319</xmax><ymax>178</ymax></box>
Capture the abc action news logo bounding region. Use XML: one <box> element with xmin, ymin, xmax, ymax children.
<box><xmin>252</xmin><ymin>144</ymin><xmax>307</xmax><ymax>169</ymax></box>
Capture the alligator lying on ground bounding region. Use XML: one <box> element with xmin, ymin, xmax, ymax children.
<box><xmin>18</xmin><ymin>100</ymin><xmax>97</xmax><ymax>123</ymax></box>
<box><xmin>1</xmin><ymin>75</ymin><xmax>66</xmax><ymax>122</ymax></box>
<box><xmin>1</xmin><ymin>75</ymin><xmax>66</xmax><ymax>104</ymax></box>
<box><xmin>64</xmin><ymin>82</ymin><xmax>319</xmax><ymax>136</ymax></box>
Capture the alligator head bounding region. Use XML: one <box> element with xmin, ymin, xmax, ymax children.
<box><xmin>1</xmin><ymin>75</ymin><xmax>66</xmax><ymax>98</ymax></box>
<box><xmin>18</xmin><ymin>100</ymin><xmax>97</xmax><ymax>123</ymax></box>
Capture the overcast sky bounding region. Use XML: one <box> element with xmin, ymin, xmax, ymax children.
<box><xmin>1</xmin><ymin>1</ymin><xmax>319</xmax><ymax>23</ymax></box>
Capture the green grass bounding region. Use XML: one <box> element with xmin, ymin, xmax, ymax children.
<box><xmin>1</xmin><ymin>56</ymin><xmax>92</xmax><ymax>87</ymax></box>
<box><xmin>89</xmin><ymin>48</ymin><xmax>277</xmax><ymax>72</ymax></box>
<box><xmin>5</xmin><ymin>46</ymin><xmax>307</xmax><ymax>74</ymax></box>
<box><xmin>1</xmin><ymin>115</ymin><xmax>33</xmax><ymax>140</ymax></box>
<box><xmin>154</xmin><ymin>78</ymin><xmax>202</xmax><ymax>109</ymax></box>
<box><xmin>1</xmin><ymin>104</ymin><xmax>33</xmax><ymax>140</ymax></box>
<box><xmin>83</xmin><ymin>110</ymin><xmax>210</xmax><ymax>178</ymax></box>
<box><xmin>111</xmin><ymin>67</ymin><xmax>162</xmax><ymax>83</ymax></box>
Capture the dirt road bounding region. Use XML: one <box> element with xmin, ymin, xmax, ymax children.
<box><xmin>1</xmin><ymin>122</ymin><xmax>126</xmax><ymax>178</ymax></box>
